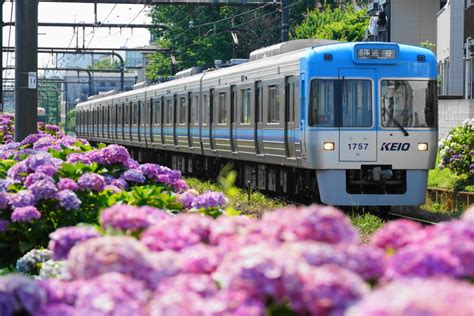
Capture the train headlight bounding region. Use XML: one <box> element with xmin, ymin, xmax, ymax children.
<box><xmin>323</xmin><ymin>142</ymin><xmax>335</xmax><ymax>151</ymax></box>
<box><xmin>417</xmin><ymin>143</ymin><xmax>428</xmax><ymax>151</ymax></box>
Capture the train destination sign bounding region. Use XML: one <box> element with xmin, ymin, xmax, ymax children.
<box><xmin>357</xmin><ymin>48</ymin><xmax>396</xmax><ymax>60</ymax></box>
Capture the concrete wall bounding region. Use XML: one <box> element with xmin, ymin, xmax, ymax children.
<box><xmin>438</xmin><ymin>99</ymin><xmax>474</xmax><ymax>139</ymax></box>
<box><xmin>391</xmin><ymin>0</ymin><xmax>439</xmax><ymax>46</ymax></box>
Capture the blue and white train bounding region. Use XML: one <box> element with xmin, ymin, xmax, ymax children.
<box><xmin>75</xmin><ymin>39</ymin><xmax>438</xmax><ymax>207</ymax></box>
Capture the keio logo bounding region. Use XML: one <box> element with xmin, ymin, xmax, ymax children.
<box><xmin>381</xmin><ymin>142</ymin><xmax>410</xmax><ymax>151</ymax></box>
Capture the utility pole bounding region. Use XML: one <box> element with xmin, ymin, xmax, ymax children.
<box><xmin>15</xmin><ymin>0</ymin><xmax>38</xmax><ymax>141</ymax></box>
<box><xmin>281</xmin><ymin>0</ymin><xmax>289</xmax><ymax>42</ymax></box>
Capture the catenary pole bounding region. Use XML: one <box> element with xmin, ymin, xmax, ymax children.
<box><xmin>15</xmin><ymin>0</ymin><xmax>38</xmax><ymax>141</ymax></box>
<box><xmin>281</xmin><ymin>0</ymin><xmax>289</xmax><ymax>42</ymax></box>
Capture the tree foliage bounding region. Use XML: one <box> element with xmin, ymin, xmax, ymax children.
<box><xmin>293</xmin><ymin>3</ymin><xmax>369</xmax><ymax>42</ymax></box>
<box><xmin>145</xmin><ymin>1</ymin><xmax>370</xmax><ymax>80</ymax></box>
<box><xmin>89</xmin><ymin>58</ymin><xmax>121</xmax><ymax>71</ymax></box>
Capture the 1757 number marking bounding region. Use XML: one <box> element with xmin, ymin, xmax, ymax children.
<box><xmin>348</xmin><ymin>143</ymin><xmax>368</xmax><ymax>150</ymax></box>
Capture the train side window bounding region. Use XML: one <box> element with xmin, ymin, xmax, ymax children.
<box><xmin>309</xmin><ymin>79</ymin><xmax>335</xmax><ymax>127</ymax></box>
<box><xmin>268</xmin><ymin>85</ymin><xmax>280</xmax><ymax>124</ymax></box>
<box><xmin>192</xmin><ymin>95</ymin><xmax>199</xmax><ymax>125</ymax></box>
<box><xmin>133</xmin><ymin>103</ymin><xmax>138</xmax><ymax>125</ymax></box>
<box><xmin>179</xmin><ymin>97</ymin><xmax>186</xmax><ymax>124</ymax></box>
<box><xmin>166</xmin><ymin>99</ymin><xmax>173</xmax><ymax>124</ymax></box>
<box><xmin>218</xmin><ymin>92</ymin><xmax>227</xmax><ymax>124</ymax></box>
<box><xmin>240</xmin><ymin>88</ymin><xmax>251</xmax><ymax>124</ymax></box>
<box><xmin>202</xmin><ymin>94</ymin><xmax>208</xmax><ymax>125</ymax></box>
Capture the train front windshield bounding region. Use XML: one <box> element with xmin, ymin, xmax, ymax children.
<box><xmin>380</xmin><ymin>80</ymin><xmax>437</xmax><ymax>128</ymax></box>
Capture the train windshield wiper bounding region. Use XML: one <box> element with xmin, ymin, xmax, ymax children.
<box><xmin>390</xmin><ymin>115</ymin><xmax>409</xmax><ymax>136</ymax></box>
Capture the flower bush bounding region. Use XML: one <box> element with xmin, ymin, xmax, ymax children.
<box><xmin>0</xmin><ymin>114</ymin><xmax>229</xmax><ymax>266</ymax></box>
<box><xmin>0</xmin><ymin>204</ymin><xmax>473</xmax><ymax>315</ymax></box>
<box><xmin>438</xmin><ymin>118</ymin><xmax>474</xmax><ymax>178</ymax></box>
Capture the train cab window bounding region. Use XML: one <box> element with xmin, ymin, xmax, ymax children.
<box><xmin>268</xmin><ymin>85</ymin><xmax>280</xmax><ymax>124</ymax></box>
<box><xmin>381</xmin><ymin>80</ymin><xmax>437</xmax><ymax>128</ymax></box>
<box><xmin>309</xmin><ymin>79</ymin><xmax>335</xmax><ymax>127</ymax></box>
<box><xmin>240</xmin><ymin>88</ymin><xmax>251</xmax><ymax>124</ymax></box>
<box><xmin>179</xmin><ymin>97</ymin><xmax>186</xmax><ymax>124</ymax></box>
<box><xmin>341</xmin><ymin>80</ymin><xmax>372</xmax><ymax>127</ymax></box>
<box><xmin>218</xmin><ymin>92</ymin><xmax>227</xmax><ymax>124</ymax></box>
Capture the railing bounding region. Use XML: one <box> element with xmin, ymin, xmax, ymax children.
<box><xmin>427</xmin><ymin>187</ymin><xmax>474</xmax><ymax>211</ymax></box>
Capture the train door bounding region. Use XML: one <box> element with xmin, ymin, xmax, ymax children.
<box><xmin>107</xmin><ymin>106</ymin><xmax>111</xmax><ymax>139</ymax></box>
<box><xmin>209</xmin><ymin>89</ymin><xmax>215</xmax><ymax>150</ymax></box>
<box><xmin>230</xmin><ymin>85</ymin><xmax>237</xmax><ymax>152</ymax></box>
<box><xmin>254</xmin><ymin>81</ymin><xmax>264</xmax><ymax>155</ymax></box>
<box><xmin>187</xmin><ymin>92</ymin><xmax>193</xmax><ymax>147</ymax></box>
<box><xmin>338</xmin><ymin>68</ymin><xmax>376</xmax><ymax>162</ymax></box>
<box><xmin>284</xmin><ymin>76</ymin><xmax>296</xmax><ymax>158</ymax></box>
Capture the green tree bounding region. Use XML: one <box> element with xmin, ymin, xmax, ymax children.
<box><xmin>89</xmin><ymin>58</ymin><xmax>121</xmax><ymax>71</ymax></box>
<box><xmin>293</xmin><ymin>3</ymin><xmax>369</xmax><ymax>42</ymax></box>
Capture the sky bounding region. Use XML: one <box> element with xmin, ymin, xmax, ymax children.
<box><xmin>2</xmin><ymin>2</ymin><xmax>152</xmax><ymax>79</ymax></box>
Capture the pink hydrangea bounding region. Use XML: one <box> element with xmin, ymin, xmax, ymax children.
<box><xmin>346</xmin><ymin>278</ymin><xmax>474</xmax><ymax>316</ymax></box>
<box><xmin>100</xmin><ymin>204</ymin><xmax>169</xmax><ymax>232</ymax></box>
<box><xmin>370</xmin><ymin>219</ymin><xmax>424</xmax><ymax>252</ymax></box>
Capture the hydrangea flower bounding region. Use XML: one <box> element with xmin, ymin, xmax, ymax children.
<box><xmin>102</xmin><ymin>144</ymin><xmax>130</xmax><ymax>164</ymax></box>
<box><xmin>38</xmin><ymin>260</ymin><xmax>70</xmax><ymax>280</ymax></box>
<box><xmin>0</xmin><ymin>274</ymin><xmax>47</xmax><ymax>316</ymax></box>
<box><xmin>23</xmin><ymin>173</ymin><xmax>54</xmax><ymax>188</ymax></box>
<box><xmin>141</xmin><ymin>214</ymin><xmax>212</xmax><ymax>252</ymax></box>
<box><xmin>75</xmin><ymin>273</ymin><xmax>150</xmax><ymax>316</ymax></box>
<box><xmin>67</xmin><ymin>236</ymin><xmax>158</xmax><ymax>288</ymax></box>
<box><xmin>36</xmin><ymin>164</ymin><xmax>58</xmax><ymax>177</ymax></box>
<box><xmin>15</xmin><ymin>248</ymin><xmax>52</xmax><ymax>275</ymax></box>
<box><xmin>48</xmin><ymin>226</ymin><xmax>101</xmax><ymax>260</ymax></box>
<box><xmin>121</xmin><ymin>168</ymin><xmax>146</xmax><ymax>183</ymax></box>
<box><xmin>385</xmin><ymin>244</ymin><xmax>461</xmax><ymax>279</ymax></box>
<box><xmin>0</xmin><ymin>220</ymin><xmax>9</xmax><ymax>232</ymax></box>
<box><xmin>57</xmin><ymin>178</ymin><xmax>78</xmax><ymax>191</ymax></box>
<box><xmin>261</xmin><ymin>204</ymin><xmax>359</xmax><ymax>244</ymax></box>
<box><xmin>56</xmin><ymin>190</ymin><xmax>81</xmax><ymax>211</ymax></box>
<box><xmin>65</xmin><ymin>153</ymin><xmax>92</xmax><ymax>165</ymax></box>
<box><xmin>100</xmin><ymin>204</ymin><xmax>169</xmax><ymax>232</ymax></box>
<box><xmin>0</xmin><ymin>192</ymin><xmax>9</xmax><ymax>209</ymax></box>
<box><xmin>346</xmin><ymin>278</ymin><xmax>474</xmax><ymax>316</ymax></box>
<box><xmin>28</xmin><ymin>179</ymin><xmax>58</xmax><ymax>201</ymax></box>
<box><xmin>370</xmin><ymin>219</ymin><xmax>423</xmax><ymax>252</ymax></box>
<box><xmin>11</xmin><ymin>205</ymin><xmax>41</xmax><ymax>222</ymax></box>
<box><xmin>25</xmin><ymin>152</ymin><xmax>54</xmax><ymax>170</ymax></box>
<box><xmin>85</xmin><ymin>150</ymin><xmax>105</xmax><ymax>165</ymax></box>
<box><xmin>110</xmin><ymin>178</ymin><xmax>128</xmax><ymax>190</ymax></box>
<box><xmin>179</xmin><ymin>244</ymin><xmax>222</xmax><ymax>274</ymax></box>
<box><xmin>208</xmin><ymin>215</ymin><xmax>253</xmax><ymax>246</ymax></box>
<box><xmin>34</xmin><ymin>303</ymin><xmax>75</xmax><ymax>316</ymax></box>
<box><xmin>38</xmin><ymin>279</ymin><xmax>83</xmax><ymax>306</ymax></box>
<box><xmin>177</xmin><ymin>189</ymin><xmax>199</xmax><ymax>209</ymax></box>
<box><xmin>191</xmin><ymin>191</ymin><xmax>228</xmax><ymax>209</ymax></box>
<box><xmin>154</xmin><ymin>273</ymin><xmax>218</xmax><ymax>298</ymax></box>
<box><xmin>8</xmin><ymin>190</ymin><xmax>36</xmax><ymax>208</ymax></box>
<box><xmin>77</xmin><ymin>173</ymin><xmax>105</xmax><ymax>192</ymax></box>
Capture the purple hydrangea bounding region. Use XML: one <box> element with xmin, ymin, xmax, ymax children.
<box><xmin>139</xmin><ymin>163</ymin><xmax>161</xmax><ymax>179</ymax></box>
<box><xmin>33</xmin><ymin>136</ymin><xmax>60</xmax><ymax>151</ymax></box>
<box><xmin>77</xmin><ymin>173</ymin><xmax>105</xmax><ymax>192</ymax></box>
<box><xmin>177</xmin><ymin>189</ymin><xmax>199</xmax><ymax>209</ymax></box>
<box><xmin>0</xmin><ymin>192</ymin><xmax>9</xmax><ymax>209</ymax></box>
<box><xmin>36</xmin><ymin>164</ymin><xmax>58</xmax><ymax>177</ymax></box>
<box><xmin>44</xmin><ymin>124</ymin><xmax>60</xmax><ymax>132</ymax></box>
<box><xmin>261</xmin><ymin>204</ymin><xmax>359</xmax><ymax>245</ymax></box>
<box><xmin>11</xmin><ymin>206</ymin><xmax>41</xmax><ymax>222</ymax></box>
<box><xmin>19</xmin><ymin>133</ymin><xmax>42</xmax><ymax>147</ymax></box>
<box><xmin>0</xmin><ymin>220</ymin><xmax>9</xmax><ymax>232</ymax></box>
<box><xmin>209</xmin><ymin>215</ymin><xmax>253</xmax><ymax>246</ymax></box>
<box><xmin>154</xmin><ymin>273</ymin><xmax>218</xmax><ymax>298</ymax></box>
<box><xmin>6</xmin><ymin>161</ymin><xmax>29</xmax><ymax>181</ymax></box>
<box><xmin>370</xmin><ymin>219</ymin><xmax>423</xmax><ymax>252</ymax></box>
<box><xmin>100</xmin><ymin>205</ymin><xmax>169</xmax><ymax>232</ymax></box>
<box><xmin>48</xmin><ymin>226</ymin><xmax>101</xmax><ymax>260</ymax></box>
<box><xmin>85</xmin><ymin>150</ymin><xmax>105</xmax><ymax>165</ymax></box>
<box><xmin>125</xmin><ymin>158</ymin><xmax>140</xmax><ymax>169</ymax></box>
<box><xmin>102</xmin><ymin>144</ymin><xmax>130</xmax><ymax>164</ymax></box>
<box><xmin>0</xmin><ymin>179</ymin><xmax>15</xmax><ymax>192</ymax></box>
<box><xmin>56</xmin><ymin>190</ymin><xmax>81</xmax><ymax>211</ymax></box>
<box><xmin>191</xmin><ymin>191</ymin><xmax>228</xmax><ymax>209</ymax></box>
<box><xmin>25</xmin><ymin>153</ymin><xmax>54</xmax><ymax>170</ymax></box>
<box><xmin>179</xmin><ymin>244</ymin><xmax>222</xmax><ymax>274</ymax></box>
<box><xmin>67</xmin><ymin>236</ymin><xmax>158</xmax><ymax>288</ymax></box>
<box><xmin>23</xmin><ymin>172</ymin><xmax>54</xmax><ymax>188</ymax></box>
<box><xmin>0</xmin><ymin>274</ymin><xmax>47</xmax><ymax>315</ymax></box>
<box><xmin>141</xmin><ymin>214</ymin><xmax>212</xmax><ymax>252</ymax></box>
<box><xmin>57</xmin><ymin>178</ymin><xmax>78</xmax><ymax>191</ymax></box>
<box><xmin>385</xmin><ymin>244</ymin><xmax>461</xmax><ymax>279</ymax></box>
<box><xmin>65</xmin><ymin>153</ymin><xmax>92</xmax><ymax>165</ymax></box>
<box><xmin>285</xmin><ymin>264</ymin><xmax>369</xmax><ymax>316</ymax></box>
<box><xmin>339</xmin><ymin>245</ymin><xmax>387</xmax><ymax>281</ymax></box>
<box><xmin>110</xmin><ymin>178</ymin><xmax>128</xmax><ymax>190</ymax></box>
<box><xmin>38</xmin><ymin>279</ymin><xmax>84</xmax><ymax>306</ymax></box>
<box><xmin>121</xmin><ymin>168</ymin><xmax>146</xmax><ymax>183</ymax></box>
<box><xmin>34</xmin><ymin>303</ymin><xmax>75</xmax><ymax>316</ymax></box>
<box><xmin>8</xmin><ymin>190</ymin><xmax>35</xmax><ymax>208</ymax></box>
<box><xmin>75</xmin><ymin>273</ymin><xmax>150</xmax><ymax>316</ymax></box>
<box><xmin>346</xmin><ymin>278</ymin><xmax>474</xmax><ymax>316</ymax></box>
<box><xmin>28</xmin><ymin>179</ymin><xmax>58</xmax><ymax>201</ymax></box>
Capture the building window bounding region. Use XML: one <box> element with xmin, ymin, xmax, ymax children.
<box><xmin>268</xmin><ymin>85</ymin><xmax>280</xmax><ymax>123</ymax></box>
